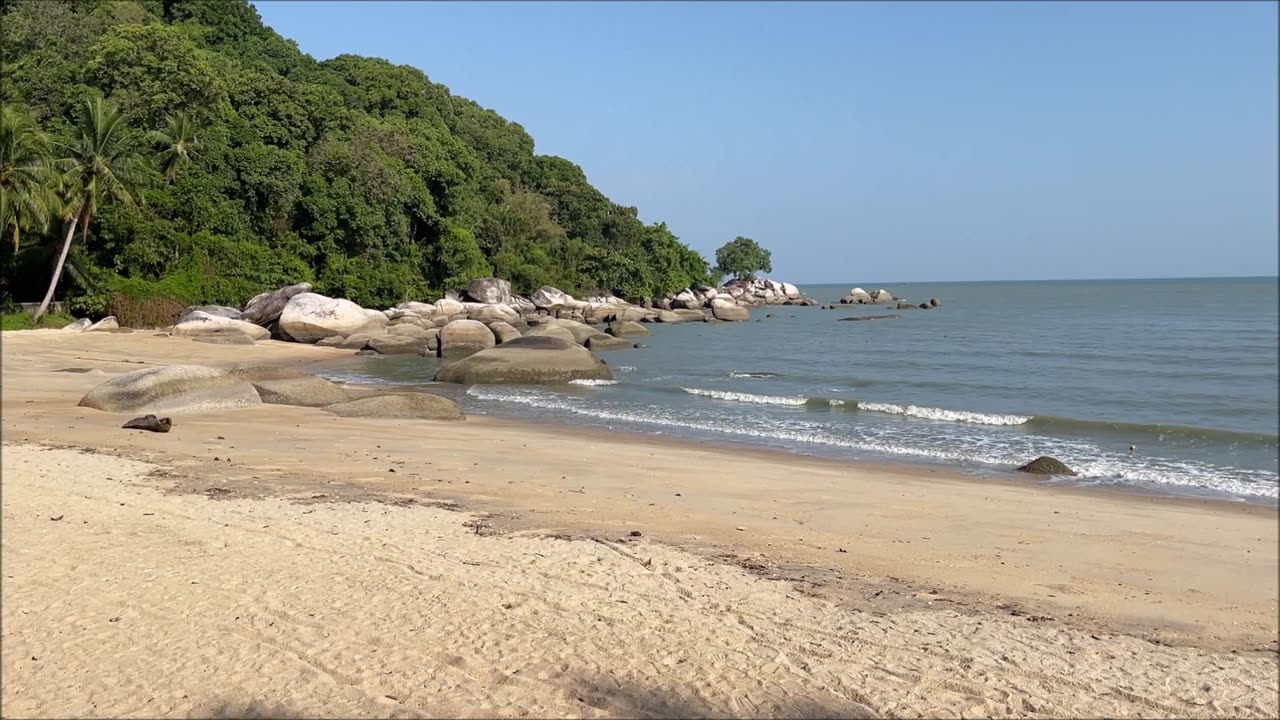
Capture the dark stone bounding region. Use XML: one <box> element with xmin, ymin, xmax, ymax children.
<box><xmin>929</xmin><ymin>298</ymin><xmax>941</xmax><ymax>308</ymax></box>
<box><xmin>122</xmin><ymin>415</ymin><xmax>172</xmax><ymax>433</ymax></box>
<box><xmin>1016</xmin><ymin>456</ymin><xmax>1078</xmax><ymax>476</ymax></box>
<box><xmin>241</xmin><ymin>282</ymin><xmax>312</xmax><ymax>326</ymax></box>
<box><xmin>837</xmin><ymin>314</ymin><xmax>900</xmax><ymax>321</ymax></box>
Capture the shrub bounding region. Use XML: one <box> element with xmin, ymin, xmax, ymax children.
<box><xmin>1</xmin><ymin>310</ymin><xmax>76</xmax><ymax>331</ymax></box>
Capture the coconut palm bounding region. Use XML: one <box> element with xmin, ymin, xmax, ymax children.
<box><xmin>150</xmin><ymin>112</ymin><xmax>199</xmax><ymax>184</ymax></box>
<box><xmin>0</xmin><ymin>107</ymin><xmax>55</xmax><ymax>252</ymax></box>
<box><xmin>34</xmin><ymin>95</ymin><xmax>147</xmax><ymax>321</ymax></box>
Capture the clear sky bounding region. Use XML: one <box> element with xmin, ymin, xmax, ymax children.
<box><xmin>253</xmin><ymin>1</ymin><xmax>1277</xmax><ymax>284</ymax></box>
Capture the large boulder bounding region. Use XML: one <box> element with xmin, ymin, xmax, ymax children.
<box><xmin>672</xmin><ymin>290</ymin><xmax>702</xmax><ymax>309</ymax></box>
<box><xmin>845</xmin><ymin>288</ymin><xmax>872</xmax><ymax>304</ymax></box>
<box><xmin>869</xmin><ymin>289</ymin><xmax>895</xmax><ymax>304</ymax></box>
<box><xmin>278</xmin><ymin>293</ymin><xmax>370</xmax><ymax>343</ymax></box>
<box><xmin>252</xmin><ymin>376</ymin><xmax>351</xmax><ymax>407</ymax></box>
<box><xmin>79</xmin><ymin>365</ymin><xmax>261</xmax><ymax>414</ymax></box>
<box><xmin>781</xmin><ymin>282</ymin><xmax>801</xmax><ymax>299</ymax></box>
<box><xmin>525</xmin><ymin>325</ymin><xmax>578</xmax><ymax>345</ymax></box>
<box><xmin>530</xmin><ymin>285</ymin><xmax>575</xmax><ymax>310</ymax></box>
<box><xmin>394</xmin><ymin>301</ymin><xmax>438</xmax><ymax>316</ymax></box>
<box><xmin>541</xmin><ymin>318</ymin><xmax>598</xmax><ymax>345</ymax></box>
<box><xmin>386</xmin><ymin>323</ymin><xmax>433</xmax><ymax>340</ymax></box>
<box><xmin>1016</xmin><ymin>456</ymin><xmax>1078</xmax><ymax>477</ymax></box>
<box><xmin>434</xmin><ymin>335</ymin><xmax>612</xmax><ymax>385</ymax></box>
<box><xmin>172</xmin><ymin>311</ymin><xmax>271</xmax><ymax>341</ymax></box>
<box><xmin>437</xmin><ymin>319</ymin><xmax>496</xmax><ymax>359</ymax></box>
<box><xmin>241</xmin><ymin>283</ymin><xmax>312</xmax><ymax>326</ymax></box>
<box><xmin>86</xmin><ymin>316</ymin><xmax>120</xmax><ymax>332</ymax></box>
<box><xmin>464</xmin><ymin>277</ymin><xmax>512</xmax><ymax>305</ymax></box>
<box><xmin>179</xmin><ymin>305</ymin><xmax>242</xmax><ymax>323</ymax></box>
<box><xmin>712</xmin><ymin>305</ymin><xmax>750</xmax><ymax>322</ymax></box>
<box><xmin>368</xmin><ymin>334</ymin><xmax>426</xmax><ymax>355</ymax></box>
<box><xmin>466</xmin><ymin>303</ymin><xmax>519</xmax><ymax>324</ymax></box>
<box><xmin>324</xmin><ymin>393</ymin><xmax>464</xmax><ymax>421</ymax></box>
<box><xmin>192</xmin><ymin>331</ymin><xmax>256</xmax><ymax>345</ymax></box>
<box><xmin>434</xmin><ymin>298</ymin><xmax>466</xmax><ymax>317</ymax></box>
<box><xmin>672</xmin><ymin>308</ymin><xmax>707</xmax><ymax>322</ymax></box>
<box><xmin>488</xmin><ymin>321</ymin><xmax>521</xmax><ymax>344</ymax></box>
<box><xmin>606</xmin><ymin>320</ymin><xmax>649</xmax><ymax>338</ymax></box>
<box><xmin>585</xmin><ymin>334</ymin><xmax>631</xmax><ymax>351</ymax></box>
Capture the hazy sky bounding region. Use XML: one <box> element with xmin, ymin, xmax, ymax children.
<box><xmin>254</xmin><ymin>1</ymin><xmax>1277</xmax><ymax>283</ymax></box>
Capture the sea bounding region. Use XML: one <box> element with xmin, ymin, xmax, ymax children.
<box><xmin>314</xmin><ymin>277</ymin><xmax>1280</xmax><ymax>505</ymax></box>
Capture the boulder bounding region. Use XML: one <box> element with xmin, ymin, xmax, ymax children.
<box><xmin>929</xmin><ymin>298</ymin><xmax>941</xmax><ymax>308</ymax></box>
<box><xmin>781</xmin><ymin>282</ymin><xmax>801</xmax><ymax>299</ymax></box>
<box><xmin>464</xmin><ymin>277</ymin><xmax>512</xmax><ymax>305</ymax></box>
<box><xmin>434</xmin><ymin>298</ymin><xmax>466</xmax><ymax>316</ymax></box>
<box><xmin>437</xmin><ymin>319</ymin><xmax>496</xmax><ymax>359</ymax></box>
<box><xmin>525</xmin><ymin>325</ymin><xmax>577</xmax><ymax>345</ymax></box>
<box><xmin>870</xmin><ymin>289</ymin><xmax>895</xmax><ymax>304</ymax></box>
<box><xmin>466</xmin><ymin>303</ymin><xmax>519</xmax><ymax>324</ymax></box>
<box><xmin>585</xmin><ymin>335</ymin><xmax>631</xmax><ymax>351</ymax></box>
<box><xmin>324</xmin><ymin>393</ymin><xmax>464</xmax><ymax>421</ymax></box>
<box><xmin>1016</xmin><ymin>456</ymin><xmax>1078</xmax><ymax>477</ymax></box>
<box><xmin>241</xmin><ymin>282</ymin><xmax>312</xmax><ymax>326</ymax></box>
<box><xmin>278</xmin><ymin>293</ymin><xmax>370</xmax><ymax>343</ymax></box>
<box><xmin>60</xmin><ymin>318</ymin><xmax>92</xmax><ymax>332</ymax></box>
<box><xmin>315</xmin><ymin>335</ymin><xmax>348</xmax><ymax>347</ymax></box>
<box><xmin>252</xmin><ymin>376</ymin><xmax>351</xmax><ymax>407</ymax></box>
<box><xmin>488</xmin><ymin>321</ymin><xmax>522</xmax><ymax>344</ymax></box>
<box><xmin>530</xmin><ymin>285</ymin><xmax>575</xmax><ymax>310</ymax></box>
<box><xmin>394</xmin><ymin>301</ymin><xmax>438</xmax><ymax>316</ymax></box>
<box><xmin>78</xmin><ymin>365</ymin><xmax>261</xmax><ymax>414</ymax></box>
<box><xmin>672</xmin><ymin>308</ymin><xmax>707</xmax><ymax>322</ymax></box>
<box><xmin>386</xmin><ymin>323</ymin><xmax>433</xmax><ymax>340</ymax></box>
<box><xmin>919</xmin><ymin>303</ymin><xmax>932</xmax><ymax>310</ymax></box>
<box><xmin>672</xmin><ymin>290</ymin><xmax>702</xmax><ymax>309</ymax></box>
<box><xmin>179</xmin><ymin>305</ymin><xmax>242</xmax><ymax>323</ymax></box>
<box><xmin>225</xmin><ymin>364</ymin><xmax>311</xmax><ymax>383</ymax></box>
<box><xmin>362</xmin><ymin>309</ymin><xmax>389</xmax><ymax>329</ymax></box>
<box><xmin>172</xmin><ymin>311</ymin><xmax>271</xmax><ymax>341</ymax></box>
<box><xmin>435</xmin><ymin>335</ymin><xmax>612</xmax><ymax>385</ymax></box>
<box><xmin>845</xmin><ymin>288</ymin><xmax>872</xmax><ymax>304</ymax></box>
<box><xmin>606</xmin><ymin>320</ymin><xmax>650</xmax><ymax>338</ymax></box>
<box><xmin>712</xmin><ymin>305</ymin><xmax>750</xmax><ymax>322</ymax></box>
<box><xmin>86</xmin><ymin>316</ymin><xmax>120</xmax><ymax>332</ymax></box>
<box><xmin>896</xmin><ymin>302</ymin><xmax>920</xmax><ymax>310</ymax></box>
<box><xmin>368</xmin><ymin>334</ymin><xmax>426</xmax><ymax>355</ymax></box>
<box><xmin>336</xmin><ymin>333</ymin><xmax>373</xmax><ymax>350</ymax></box>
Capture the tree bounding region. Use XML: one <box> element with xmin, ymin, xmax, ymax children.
<box><xmin>34</xmin><ymin>95</ymin><xmax>147</xmax><ymax>320</ymax></box>
<box><xmin>0</xmin><ymin>106</ymin><xmax>54</xmax><ymax>251</ymax></box>
<box><xmin>150</xmin><ymin>112</ymin><xmax>199</xmax><ymax>184</ymax></box>
<box><xmin>714</xmin><ymin>236</ymin><xmax>771</xmax><ymax>280</ymax></box>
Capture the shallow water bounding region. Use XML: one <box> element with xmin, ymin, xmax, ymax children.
<box><xmin>316</xmin><ymin>277</ymin><xmax>1280</xmax><ymax>504</ymax></box>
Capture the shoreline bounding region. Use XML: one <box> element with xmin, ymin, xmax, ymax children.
<box><xmin>2</xmin><ymin>331</ymin><xmax>1277</xmax><ymax>654</ymax></box>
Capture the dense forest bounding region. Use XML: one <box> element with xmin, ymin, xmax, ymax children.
<box><xmin>0</xmin><ymin>0</ymin><xmax>713</xmax><ymax>317</ymax></box>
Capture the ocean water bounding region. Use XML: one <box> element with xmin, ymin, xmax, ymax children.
<box><xmin>315</xmin><ymin>277</ymin><xmax>1279</xmax><ymax>504</ymax></box>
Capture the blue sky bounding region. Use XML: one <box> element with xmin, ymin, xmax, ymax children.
<box><xmin>253</xmin><ymin>1</ymin><xmax>1277</xmax><ymax>283</ymax></box>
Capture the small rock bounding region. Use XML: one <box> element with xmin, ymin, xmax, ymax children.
<box><xmin>1016</xmin><ymin>456</ymin><xmax>1078</xmax><ymax>476</ymax></box>
<box><xmin>49</xmin><ymin>515</ymin><xmax>64</xmax><ymax>522</ymax></box>
<box><xmin>122</xmin><ymin>415</ymin><xmax>172</xmax><ymax>433</ymax></box>
<box><xmin>629</xmin><ymin>530</ymin><xmax>642</xmax><ymax>537</ymax></box>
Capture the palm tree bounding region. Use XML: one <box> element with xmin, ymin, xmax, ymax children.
<box><xmin>150</xmin><ymin>112</ymin><xmax>198</xmax><ymax>184</ymax></box>
<box><xmin>0</xmin><ymin>107</ymin><xmax>55</xmax><ymax>252</ymax></box>
<box><xmin>34</xmin><ymin>95</ymin><xmax>147</xmax><ymax>321</ymax></box>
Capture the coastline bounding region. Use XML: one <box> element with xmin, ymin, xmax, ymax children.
<box><xmin>3</xmin><ymin>329</ymin><xmax>1278</xmax><ymax>716</ymax></box>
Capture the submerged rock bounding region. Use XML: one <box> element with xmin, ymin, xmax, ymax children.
<box><xmin>324</xmin><ymin>393</ymin><xmax>464</xmax><ymax>421</ymax></box>
<box><xmin>837</xmin><ymin>314</ymin><xmax>900</xmax><ymax>322</ymax></box>
<box><xmin>1016</xmin><ymin>456</ymin><xmax>1078</xmax><ymax>476</ymax></box>
<box><xmin>434</xmin><ymin>335</ymin><xmax>612</xmax><ymax>385</ymax></box>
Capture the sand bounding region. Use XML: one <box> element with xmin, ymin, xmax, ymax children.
<box><xmin>2</xmin><ymin>330</ymin><xmax>1278</xmax><ymax>718</ymax></box>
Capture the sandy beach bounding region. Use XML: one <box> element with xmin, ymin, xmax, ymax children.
<box><xmin>2</xmin><ymin>330</ymin><xmax>1277</xmax><ymax>718</ymax></box>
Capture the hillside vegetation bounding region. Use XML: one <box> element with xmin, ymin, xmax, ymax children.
<box><xmin>0</xmin><ymin>0</ymin><xmax>712</xmax><ymax>316</ymax></box>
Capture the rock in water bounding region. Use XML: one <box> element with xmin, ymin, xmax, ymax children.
<box><xmin>434</xmin><ymin>335</ymin><xmax>612</xmax><ymax>385</ymax></box>
<box><xmin>437</xmin><ymin>319</ymin><xmax>496</xmax><ymax>359</ymax></box>
<box><xmin>240</xmin><ymin>282</ymin><xmax>312</xmax><ymax>326</ymax></box>
<box><xmin>585</xmin><ymin>334</ymin><xmax>630</xmax><ymax>351</ymax></box>
<box><xmin>252</xmin><ymin>377</ymin><xmax>352</xmax><ymax>407</ymax></box>
<box><xmin>278</xmin><ymin>293</ymin><xmax>370</xmax><ymax>343</ymax></box>
<box><xmin>712</xmin><ymin>305</ymin><xmax>750</xmax><ymax>322</ymax></box>
<box><xmin>837</xmin><ymin>314</ymin><xmax>900</xmax><ymax>321</ymax></box>
<box><xmin>324</xmin><ymin>393</ymin><xmax>464</xmax><ymax>421</ymax></box>
<box><xmin>606</xmin><ymin>320</ymin><xmax>650</xmax><ymax>337</ymax></box>
<box><xmin>464</xmin><ymin>277</ymin><xmax>513</xmax><ymax>305</ymax></box>
<box><xmin>122</xmin><ymin>414</ymin><xmax>172</xmax><ymax>433</ymax></box>
<box><xmin>845</xmin><ymin>288</ymin><xmax>872</xmax><ymax>304</ymax></box>
<box><xmin>79</xmin><ymin>365</ymin><xmax>262</xmax><ymax>414</ymax></box>
<box><xmin>1016</xmin><ymin>456</ymin><xmax>1078</xmax><ymax>476</ymax></box>
<box><xmin>929</xmin><ymin>298</ymin><xmax>941</xmax><ymax>308</ymax></box>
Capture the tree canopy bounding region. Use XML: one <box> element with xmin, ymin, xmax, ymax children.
<box><xmin>0</xmin><ymin>0</ymin><xmax>713</xmax><ymax>313</ymax></box>
<box><xmin>714</xmin><ymin>236</ymin><xmax>772</xmax><ymax>280</ymax></box>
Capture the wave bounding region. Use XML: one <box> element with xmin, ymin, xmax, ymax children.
<box><xmin>681</xmin><ymin>388</ymin><xmax>809</xmax><ymax>405</ymax></box>
<box><xmin>856</xmin><ymin>402</ymin><xmax>1031</xmax><ymax>426</ymax></box>
<box><xmin>728</xmin><ymin>371</ymin><xmax>781</xmax><ymax>379</ymax></box>
<box><xmin>1025</xmin><ymin>415</ymin><xmax>1280</xmax><ymax>447</ymax></box>
<box><xmin>569</xmin><ymin>379</ymin><xmax>619</xmax><ymax>386</ymax></box>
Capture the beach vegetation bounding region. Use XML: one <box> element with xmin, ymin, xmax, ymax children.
<box><xmin>714</xmin><ymin>236</ymin><xmax>773</xmax><ymax>281</ymax></box>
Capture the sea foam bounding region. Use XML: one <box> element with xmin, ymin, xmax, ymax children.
<box><xmin>857</xmin><ymin>402</ymin><xmax>1030</xmax><ymax>426</ymax></box>
<box><xmin>681</xmin><ymin>388</ymin><xmax>809</xmax><ymax>406</ymax></box>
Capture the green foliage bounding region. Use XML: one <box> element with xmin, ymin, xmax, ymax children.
<box><xmin>1</xmin><ymin>0</ymin><xmax>714</xmax><ymax>312</ymax></box>
<box><xmin>714</xmin><ymin>236</ymin><xmax>772</xmax><ymax>280</ymax></box>
<box><xmin>0</xmin><ymin>309</ymin><xmax>75</xmax><ymax>330</ymax></box>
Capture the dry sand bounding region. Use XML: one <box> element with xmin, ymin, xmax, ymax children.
<box><xmin>2</xmin><ymin>330</ymin><xmax>1278</xmax><ymax>718</ymax></box>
